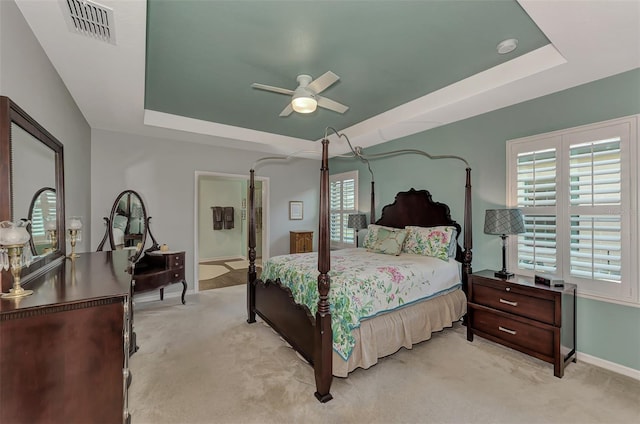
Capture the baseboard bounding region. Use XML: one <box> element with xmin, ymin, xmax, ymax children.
<box><xmin>577</xmin><ymin>352</ymin><xmax>640</xmax><ymax>381</ymax></box>
<box><xmin>199</xmin><ymin>255</ymin><xmax>245</xmax><ymax>263</ymax></box>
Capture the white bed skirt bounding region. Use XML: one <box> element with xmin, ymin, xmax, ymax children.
<box><xmin>332</xmin><ymin>287</ymin><xmax>467</xmax><ymax>377</ymax></box>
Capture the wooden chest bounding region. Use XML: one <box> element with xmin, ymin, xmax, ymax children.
<box><xmin>467</xmin><ymin>270</ymin><xmax>577</xmax><ymax>377</ymax></box>
<box><xmin>290</xmin><ymin>231</ymin><xmax>313</xmax><ymax>254</ymax></box>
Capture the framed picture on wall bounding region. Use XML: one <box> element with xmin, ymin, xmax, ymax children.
<box><xmin>289</xmin><ymin>201</ymin><xmax>303</xmax><ymax>220</ymax></box>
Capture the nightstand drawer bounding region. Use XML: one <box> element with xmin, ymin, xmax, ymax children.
<box><xmin>472</xmin><ymin>283</ymin><xmax>555</xmax><ymax>325</ymax></box>
<box><xmin>473</xmin><ymin>308</ymin><xmax>554</xmax><ymax>358</ymax></box>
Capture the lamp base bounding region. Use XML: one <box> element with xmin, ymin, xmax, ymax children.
<box><xmin>494</xmin><ymin>270</ymin><xmax>514</xmax><ymax>280</ymax></box>
<box><xmin>1</xmin><ymin>286</ymin><xmax>34</xmax><ymax>299</ymax></box>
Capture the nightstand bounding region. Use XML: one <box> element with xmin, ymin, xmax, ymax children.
<box><xmin>467</xmin><ymin>270</ymin><xmax>577</xmax><ymax>377</ymax></box>
<box><xmin>290</xmin><ymin>231</ymin><xmax>313</xmax><ymax>253</ymax></box>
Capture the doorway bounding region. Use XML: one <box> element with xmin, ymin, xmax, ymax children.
<box><xmin>194</xmin><ymin>171</ymin><xmax>268</xmax><ymax>293</ymax></box>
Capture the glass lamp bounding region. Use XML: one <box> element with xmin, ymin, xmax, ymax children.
<box><xmin>347</xmin><ymin>213</ymin><xmax>368</xmax><ymax>247</ymax></box>
<box><xmin>67</xmin><ymin>216</ymin><xmax>83</xmax><ymax>260</ymax></box>
<box><xmin>484</xmin><ymin>209</ymin><xmax>525</xmax><ymax>279</ymax></box>
<box><xmin>44</xmin><ymin>217</ymin><xmax>58</xmax><ymax>252</ymax></box>
<box><xmin>0</xmin><ymin>220</ymin><xmax>34</xmax><ymax>298</ymax></box>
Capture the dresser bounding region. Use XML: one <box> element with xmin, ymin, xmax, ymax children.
<box><xmin>133</xmin><ymin>250</ymin><xmax>187</xmax><ymax>304</ymax></box>
<box><xmin>467</xmin><ymin>270</ymin><xmax>577</xmax><ymax>377</ymax></box>
<box><xmin>0</xmin><ymin>251</ymin><xmax>132</xmax><ymax>423</ymax></box>
<box><xmin>290</xmin><ymin>231</ymin><xmax>313</xmax><ymax>254</ymax></box>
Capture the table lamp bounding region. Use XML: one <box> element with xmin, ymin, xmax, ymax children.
<box><xmin>484</xmin><ymin>209</ymin><xmax>525</xmax><ymax>279</ymax></box>
<box><xmin>347</xmin><ymin>213</ymin><xmax>367</xmax><ymax>247</ymax></box>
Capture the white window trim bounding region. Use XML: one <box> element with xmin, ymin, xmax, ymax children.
<box><xmin>507</xmin><ymin>115</ymin><xmax>639</xmax><ymax>306</ymax></box>
<box><xmin>330</xmin><ymin>170</ymin><xmax>359</xmax><ymax>249</ymax></box>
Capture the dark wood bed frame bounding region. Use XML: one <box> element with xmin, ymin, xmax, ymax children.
<box><xmin>247</xmin><ymin>139</ymin><xmax>472</xmax><ymax>402</ymax></box>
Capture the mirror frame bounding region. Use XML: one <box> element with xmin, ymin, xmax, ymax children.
<box><xmin>0</xmin><ymin>96</ymin><xmax>65</xmax><ymax>293</ymax></box>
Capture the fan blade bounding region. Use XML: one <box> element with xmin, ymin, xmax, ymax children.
<box><xmin>317</xmin><ymin>96</ymin><xmax>349</xmax><ymax>114</ymax></box>
<box><xmin>279</xmin><ymin>103</ymin><xmax>293</xmax><ymax>117</ymax></box>
<box><xmin>251</xmin><ymin>83</ymin><xmax>294</xmax><ymax>96</ymax></box>
<box><xmin>307</xmin><ymin>71</ymin><xmax>339</xmax><ymax>94</ymax></box>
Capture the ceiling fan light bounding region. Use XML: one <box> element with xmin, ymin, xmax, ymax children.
<box><xmin>292</xmin><ymin>89</ymin><xmax>317</xmax><ymax>113</ymax></box>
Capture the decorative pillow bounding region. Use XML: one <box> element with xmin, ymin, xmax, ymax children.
<box><xmin>112</xmin><ymin>214</ymin><xmax>128</xmax><ymax>232</ymax></box>
<box><xmin>362</xmin><ymin>224</ymin><xmax>396</xmax><ymax>249</ymax></box>
<box><xmin>367</xmin><ymin>227</ymin><xmax>408</xmax><ymax>256</ymax></box>
<box><xmin>403</xmin><ymin>226</ymin><xmax>456</xmax><ymax>261</ymax></box>
<box><xmin>448</xmin><ymin>229</ymin><xmax>459</xmax><ymax>258</ymax></box>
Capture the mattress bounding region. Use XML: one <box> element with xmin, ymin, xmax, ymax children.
<box><xmin>260</xmin><ymin>248</ymin><xmax>463</xmax><ymax>360</ymax></box>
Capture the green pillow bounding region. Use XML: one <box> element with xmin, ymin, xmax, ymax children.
<box><xmin>367</xmin><ymin>227</ymin><xmax>408</xmax><ymax>256</ymax></box>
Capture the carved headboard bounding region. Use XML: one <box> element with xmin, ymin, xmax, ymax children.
<box><xmin>374</xmin><ymin>188</ymin><xmax>464</xmax><ymax>263</ymax></box>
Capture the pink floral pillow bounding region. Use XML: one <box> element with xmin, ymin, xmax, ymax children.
<box><xmin>403</xmin><ymin>226</ymin><xmax>456</xmax><ymax>261</ymax></box>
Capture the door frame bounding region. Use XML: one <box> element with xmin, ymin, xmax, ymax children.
<box><xmin>193</xmin><ymin>170</ymin><xmax>269</xmax><ymax>293</ymax></box>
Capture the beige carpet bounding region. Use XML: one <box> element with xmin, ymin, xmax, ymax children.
<box><xmin>198</xmin><ymin>264</ymin><xmax>230</xmax><ymax>280</ymax></box>
<box><xmin>224</xmin><ymin>259</ymin><xmax>262</xmax><ymax>270</ymax></box>
<box><xmin>129</xmin><ymin>285</ymin><xmax>640</xmax><ymax>424</ymax></box>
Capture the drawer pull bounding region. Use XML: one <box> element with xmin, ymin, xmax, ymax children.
<box><xmin>499</xmin><ymin>298</ymin><xmax>518</xmax><ymax>307</ymax></box>
<box><xmin>498</xmin><ymin>326</ymin><xmax>517</xmax><ymax>335</ymax></box>
<box><xmin>174</xmin><ymin>273</ymin><xmax>180</xmax><ymax>278</ymax></box>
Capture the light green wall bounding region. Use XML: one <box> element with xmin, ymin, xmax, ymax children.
<box><xmin>199</xmin><ymin>178</ymin><xmax>244</xmax><ymax>260</ymax></box>
<box><xmin>331</xmin><ymin>68</ymin><xmax>640</xmax><ymax>371</ymax></box>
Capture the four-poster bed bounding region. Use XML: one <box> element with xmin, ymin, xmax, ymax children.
<box><xmin>247</xmin><ymin>136</ymin><xmax>473</xmax><ymax>402</ymax></box>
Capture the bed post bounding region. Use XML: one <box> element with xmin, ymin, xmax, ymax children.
<box><xmin>247</xmin><ymin>169</ymin><xmax>257</xmax><ymax>324</ymax></box>
<box><xmin>370</xmin><ymin>180</ymin><xmax>376</xmax><ymax>223</ymax></box>
<box><xmin>314</xmin><ymin>138</ymin><xmax>333</xmax><ymax>403</ymax></box>
<box><xmin>462</xmin><ymin>167</ymin><xmax>473</xmax><ymax>291</ymax></box>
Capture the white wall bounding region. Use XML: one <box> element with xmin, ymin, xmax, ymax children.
<box><xmin>91</xmin><ymin>129</ymin><xmax>320</xmax><ymax>294</ymax></box>
<box><xmin>0</xmin><ymin>0</ymin><xmax>91</xmax><ymax>251</ymax></box>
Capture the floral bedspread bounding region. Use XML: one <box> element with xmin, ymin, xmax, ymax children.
<box><xmin>260</xmin><ymin>248</ymin><xmax>461</xmax><ymax>360</ymax></box>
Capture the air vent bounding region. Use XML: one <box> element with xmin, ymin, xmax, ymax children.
<box><xmin>61</xmin><ymin>0</ymin><xmax>116</xmax><ymax>45</ymax></box>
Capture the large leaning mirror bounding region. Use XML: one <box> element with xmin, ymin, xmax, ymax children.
<box><xmin>0</xmin><ymin>96</ymin><xmax>65</xmax><ymax>293</ymax></box>
<box><xmin>97</xmin><ymin>190</ymin><xmax>158</xmax><ymax>263</ymax></box>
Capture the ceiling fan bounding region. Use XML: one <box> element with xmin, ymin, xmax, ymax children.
<box><xmin>251</xmin><ymin>71</ymin><xmax>349</xmax><ymax>117</ymax></box>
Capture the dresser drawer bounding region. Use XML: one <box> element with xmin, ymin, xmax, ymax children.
<box><xmin>146</xmin><ymin>252</ymin><xmax>184</xmax><ymax>269</ymax></box>
<box><xmin>167</xmin><ymin>253</ymin><xmax>184</xmax><ymax>269</ymax></box>
<box><xmin>472</xmin><ymin>283</ymin><xmax>555</xmax><ymax>325</ymax></box>
<box><xmin>473</xmin><ymin>308</ymin><xmax>554</xmax><ymax>358</ymax></box>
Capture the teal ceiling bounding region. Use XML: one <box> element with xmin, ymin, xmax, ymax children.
<box><xmin>145</xmin><ymin>0</ymin><xmax>549</xmax><ymax>141</ymax></box>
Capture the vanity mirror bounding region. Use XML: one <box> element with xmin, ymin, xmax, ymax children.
<box><xmin>97</xmin><ymin>189</ymin><xmax>159</xmax><ymax>263</ymax></box>
<box><xmin>27</xmin><ymin>187</ymin><xmax>57</xmax><ymax>255</ymax></box>
<box><xmin>0</xmin><ymin>96</ymin><xmax>65</xmax><ymax>293</ymax></box>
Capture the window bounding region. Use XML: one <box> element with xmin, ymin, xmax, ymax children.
<box><xmin>330</xmin><ymin>171</ymin><xmax>358</xmax><ymax>248</ymax></box>
<box><xmin>507</xmin><ymin>116</ymin><xmax>638</xmax><ymax>304</ymax></box>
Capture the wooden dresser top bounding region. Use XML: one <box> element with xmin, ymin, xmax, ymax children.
<box><xmin>0</xmin><ymin>251</ymin><xmax>131</xmax><ymax>314</ymax></box>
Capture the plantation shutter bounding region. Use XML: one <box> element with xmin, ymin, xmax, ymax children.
<box><xmin>329</xmin><ymin>172</ymin><xmax>358</xmax><ymax>247</ymax></box>
<box><xmin>516</xmin><ymin>148</ymin><xmax>558</xmax><ymax>273</ymax></box>
<box><xmin>568</xmin><ymin>138</ymin><xmax>622</xmax><ymax>282</ymax></box>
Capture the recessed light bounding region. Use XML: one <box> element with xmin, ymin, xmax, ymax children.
<box><xmin>497</xmin><ymin>38</ymin><xmax>518</xmax><ymax>54</ymax></box>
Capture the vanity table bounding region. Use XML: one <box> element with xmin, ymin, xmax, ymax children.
<box><xmin>96</xmin><ymin>190</ymin><xmax>188</xmax><ymax>304</ymax></box>
<box><xmin>133</xmin><ymin>250</ymin><xmax>187</xmax><ymax>304</ymax></box>
<box><xmin>0</xmin><ymin>251</ymin><xmax>133</xmax><ymax>423</ymax></box>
